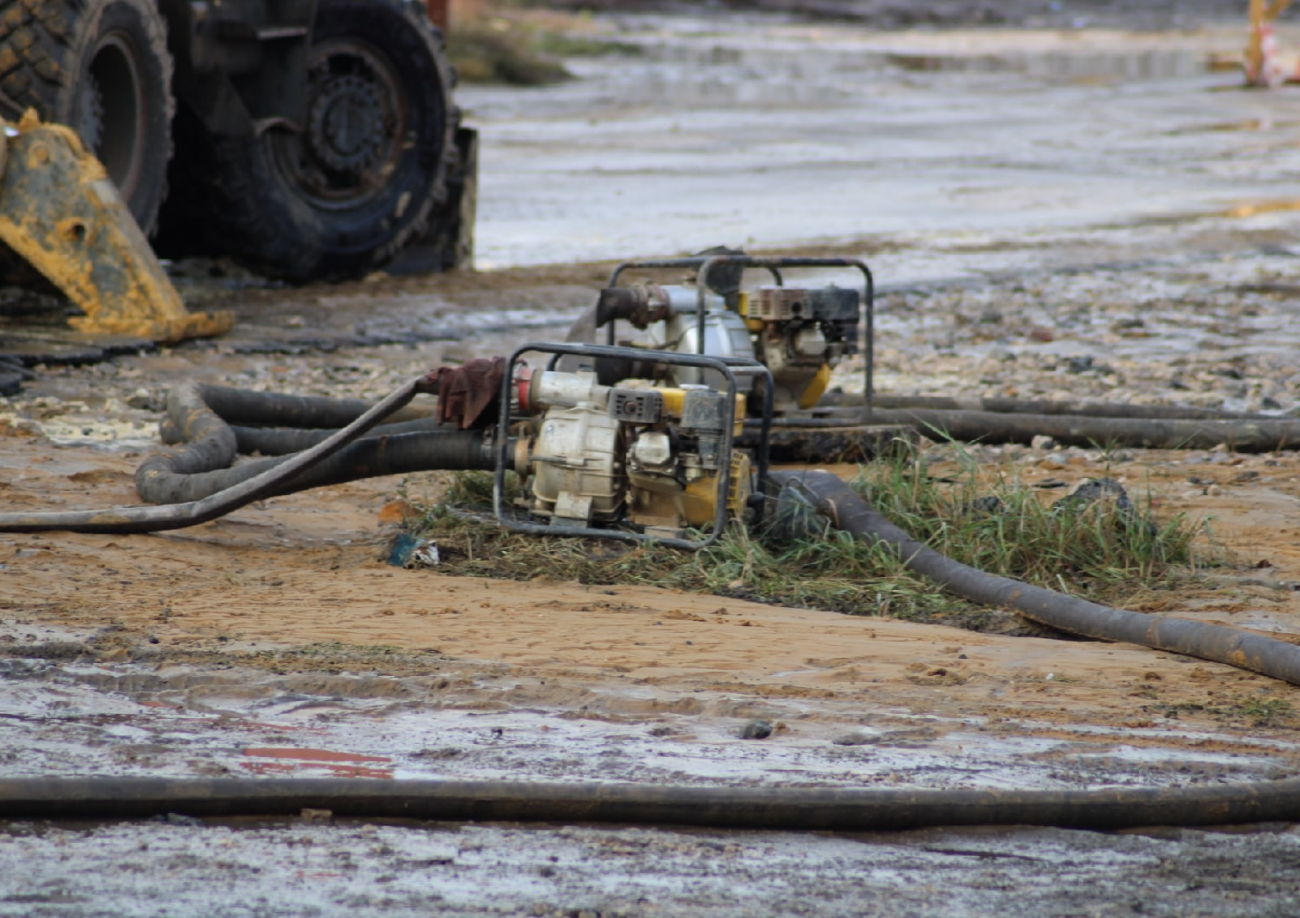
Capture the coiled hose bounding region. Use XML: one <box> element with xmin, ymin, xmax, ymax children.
<box><xmin>0</xmin><ymin>378</ymin><xmax>493</xmax><ymax>534</ymax></box>
<box><xmin>771</xmin><ymin>469</ymin><xmax>1300</xmax><ymax>687</ymax></box>
<box><xmin>136</xmin><ymin>383</ymin><xmax>492</xmax><ymax>505</ymax></box>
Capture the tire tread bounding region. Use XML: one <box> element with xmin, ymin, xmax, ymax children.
<box><xmin>0</xmin><ymin>0</ymin><xmax>172</xmax><ymax>232</ymax></box>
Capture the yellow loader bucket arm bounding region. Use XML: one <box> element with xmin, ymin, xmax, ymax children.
<box><xmin>0</xmin><ymin>111</ymin><xmax>233</xmax><ymax>343</ymax></box>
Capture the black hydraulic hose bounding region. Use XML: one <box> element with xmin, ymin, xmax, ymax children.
<box><xmin>137</xmin><ymin>430</ymin><xmax>495</xmax><ymax>504</ymax></box>
<box><xmin>0</xmin><ymin>378</ymin><xmax>423</xmax><ymax>534</ymax></box>
<box><xmin>780</xmin><ymin>407</ymin><xmax>1300</xmax><ymax>453</ymax></box>
<box><xmin>772</xmin><ymin>470</ymin><xmax>1300</xmax><ymax>687</ymax></box>
<box><xmin>3</xmin><ymin>775</ymin><xmax>1300</xmax><ymax>830</ymax></box>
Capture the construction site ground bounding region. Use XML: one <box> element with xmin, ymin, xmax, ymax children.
<box><xmin>4</xmin><ymin>11</ymin><xmax>1300</xmax><ymax>917</ymax></box>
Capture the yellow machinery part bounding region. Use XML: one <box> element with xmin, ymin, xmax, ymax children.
<box><xmin>737</xmin><ymin>291</ymin><xmax>766</xmax><ymax>332</ymax></box>
<box><xmin>659</xmin><ymin>387</ymin><xmax>686</xmax><ymax>417</ymax></box>
<box><xmin>798</xmin><ymin>363</ymin><xmax>832</xmax><ymax>410</ymax></box>
<box><xmin>658</xmin><ymin>386</ymin><xmax>747</xmax><ymax>435</ymax></box>
<box><xmin>681</xmin><ymin>452</ymin><xmax>752</xmax><ymax>528</ymax></box>
<box><xmin>0</xmin><ymin>111</ymin><xmax>233</xmax><ymax>343</ymax></box>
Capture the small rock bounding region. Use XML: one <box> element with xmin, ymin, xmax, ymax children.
<box><xmin>966</xmin><ymin>495</ymin><xmax>1007</xmax><ymax>517</ymax></box>
<box><xmin>738</xmin><ymin>719</ymin><xmax>773</xmax><ymax>740</ymax></box>
<box><xmin>832</xmin><ymin>732</ymin><xmax>880</xmax><ymax>747</ymax></box>
<box><xmin>153</xmin><ymin>813</ymin><xmax>203</xmax><ymax>827</ymax></box>
<box><xmin>1031</xmin><ymin>434</ymin><xmax>1057</xmax><ymax>451</ymax></box>
<box><xmin>126</xmin><ymin>389</ymin><xmax>163</xmax><ymax>411</ymax></box>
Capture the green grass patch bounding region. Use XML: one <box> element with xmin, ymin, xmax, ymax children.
<box><xmin>851</xmin><ymin>453</ymin><xmax>1203</xmax><ymax>599</ymax></box>
<box><xmin>449</xmin><ymin>21</ymin><xmax>571</xmax><ymax>85</ymax></box>
<box><xmin>448</xmin><ymin>15</ymin><xmax>641</xmax><ymax>86</ymax></box>
<box><xmin>399</xmin><ymin>454</ymin><xmax>1211</xmax><ymax>633</ymax></box>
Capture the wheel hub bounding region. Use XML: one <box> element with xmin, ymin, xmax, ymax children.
<box><xmin>279</xmin><ymin>39</ymin><xmax>404</xmax><ymax>206</ymax></box>
<box><xmin>307</xmin><ymin>73</ymin><xmax>389</xmax><ymax>175</ymax></box>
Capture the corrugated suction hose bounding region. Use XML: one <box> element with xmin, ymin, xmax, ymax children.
<box><xmin>2</xmin><ymin>775</ymin><xmax>1299</xmax><ymax>830</ymax></box>
<box><xmin>769</xmin><ymin>469</ymin><xmax>1300</xmax><ymax>687</ymax></box>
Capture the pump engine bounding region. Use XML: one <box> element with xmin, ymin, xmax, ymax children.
<box><xmin>587</xmin><ymin>254</ymin><xmax>872</xmax><ymax>415</ymax></box>
<box><xmin>495</xmin><ymin>343</ymin><xmax>771</xmax><ymax>549</ymax></box>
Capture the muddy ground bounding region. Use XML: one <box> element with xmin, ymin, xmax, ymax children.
<box><xmin>3</xmin><ymin>12</ymin><xmax>1300</xmax><ymax>918</ymax></box>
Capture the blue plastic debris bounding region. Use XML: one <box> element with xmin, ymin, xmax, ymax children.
<box><xmin>386</xmin><ymin>533</ymin><xmax>441</xmax><ymax>569</ymax></box>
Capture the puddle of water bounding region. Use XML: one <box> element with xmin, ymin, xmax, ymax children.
<box><xmin>2</xmin><ymin>659</ymin><xmax>1295</xmax><ymax>791</ymax></box>
<box><xmin>882</xmin><ymin>47</ymin><xmax>1207</xmax><ymax>80</ymax></box>
<box><xmin>463</xmin><ymin>16</ymin><xmax>1300</xmax><ymax>272</ymax></box>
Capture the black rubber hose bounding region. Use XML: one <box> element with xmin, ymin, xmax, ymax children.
<box><xmin>222</xmin><ymin>417</ymin><xmax>448</xmax><ymax>457</ymax></box>
<box><xmin>772</xmin><ymin>470</ymin><xmax>1300</xmax><ymax>687</ymax></box>
<box><xmin>799</xmin><ymin>407</ymin><xmax>1300</xmax><ymax>453</ymax></box>
<box><xmin>137</xmin><ymin>430</ymin><xmax>495</xmax><ymax>504</ymax></box>
<box><xmin>2</xmin><ymin>775</ymin><xmax>1299</xmax><ymax>830</ymax></box>
<box><xmin>0</xmin><ymin>378</ymin><xmax>422</xmax><ymax>534</ymax></box>
<box><xmin>191</xmin><ymin>384</ymin><xmax>432</xmax><ymax>429</ymax></box>
<box><xmin>828</xmin><ymin>393</ymin><xmax>1277</xmax><ymax>422</ymax></box>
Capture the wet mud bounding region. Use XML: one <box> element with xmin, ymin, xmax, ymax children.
<box><xmin>3</xmin><ymin>11</ymin><xmax>1300</xmax><ymax>916</ymax></box>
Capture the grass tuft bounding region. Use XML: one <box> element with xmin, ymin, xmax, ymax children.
<box><xmin>447</xmin><ymin>10</ymin><xmax>641</xmax><ymax>86</ymax></box>
<box><xmin>399</xmin><ymin>454</ymin><xmax>1211</xmax><ymax>633</ymax></box>
<box><xmin>851</xmin><ymin>454</ymin><xmax>1202</xmax><ymax>599</ymax></box>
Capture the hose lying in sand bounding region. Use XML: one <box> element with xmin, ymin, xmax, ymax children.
<box><xmin>167</xmin><ymin>383</ymin><xmax>436</xmax><ymax>431</ymax></box>
<box><xmin>201</xmin><ymin>416</ymin><xmax>449</xmax><ymax>457</ymax></box>
<box><xmin>762</xmin><ymin>407</ymin><xmax>1300</xmax><ymax>453</ymax></box>
<box><xmin>2</xmin><ymin>775</ymin><xmax>1299</xmax><ymax>830</ymax></box>
<box><xmin>837</xmin><ymin>393</ymin><xmax>1278</xmax><ymax>422</ymax></box>
<box><xmin>0</xmin><ymin>379</ymin><xmax>430</xmax><ymax>534</ymax></box>
<box><xmin>770</xmin><ymin>469</ymin><xmax>1300</xmax><ymax>687</ymax></box>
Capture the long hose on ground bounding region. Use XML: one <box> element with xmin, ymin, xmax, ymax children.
<box><xmin>770</xmin><ymin>469</ymin><xmax>1300</xmax><ymax>687</ymax></box>
<box><xmin>780</xmin><ymin>393</ymin><xmax>1299</xmax><ymax>452</ymax></box>
<box><xmin>0</xmin><ymin>377</ymin><xmax>492</xmax><ymax>534</ymax></box>
<box><xmin>3</xmin><ymin>775</ymin><xmax>1300</xmax><ymax>830</ymax></box>
<box><xmin>845</xmin><ymin>393</ymin><xmax>1279</xmax><ymax>422</ymax></box>
<box><xmin>860</xmin><ymin>407</ymin><xmax>1300</xmax><ymax>452</ymax></box>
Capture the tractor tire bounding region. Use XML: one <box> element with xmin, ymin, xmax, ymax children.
<box><xmin>161</xmin><ymin>0</ymin><xmax>457</xmax><ymax>282</ymax></box>
<box><xmin>0</xmin><ymin>0</ymin><xmax>174</xmax><ymax>234</ymax></box>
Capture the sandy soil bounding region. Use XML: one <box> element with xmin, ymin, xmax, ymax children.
<box><xmin>4</xmin><ymin>12</ymin><xmax>1300</xmax><ymax>915</ymax></box>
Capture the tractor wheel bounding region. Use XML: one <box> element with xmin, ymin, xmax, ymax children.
<box><xmin>162</xmin><ymin>0</ymin><xmax>457</xmax><ymax>282</ymax></box>
<box><xmin>0</xmin><ymin>0</ymin><xmax>174</xmax><ymax>234</ymax></box>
